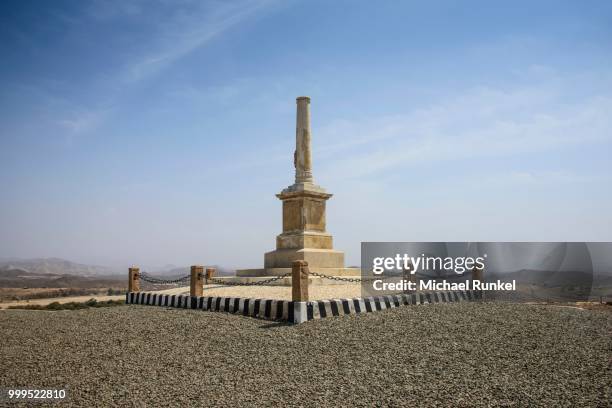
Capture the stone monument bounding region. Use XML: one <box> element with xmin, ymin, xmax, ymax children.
<box><xmin>235</xmin><ymin>97</ymin><xmax>359</xmax><ymax>282</ymax></box>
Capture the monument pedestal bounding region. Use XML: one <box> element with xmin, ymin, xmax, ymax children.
<box><xmin>265</xmin><ymin>248</ymin><xmax>344</xmax><ymax>269</ymax></box>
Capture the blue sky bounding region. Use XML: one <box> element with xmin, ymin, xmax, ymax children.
<box><xmin>0</xmin><ymin>0</ymin><xmax>611</xmax><ymax>269</ymax></box>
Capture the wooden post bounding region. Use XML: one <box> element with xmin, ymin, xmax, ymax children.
<box><xmin>292</xmin><ymin>260</ymin><xmax>309</xmax><ymax>302</ymax></box>
<box><xmin>205</xmin><ymin>267</ymin><xmax>215</xmax><ymax>284</ymax></box>
<box><xmin>403</xmin><ymin>261</ymin><xmax>415</xmax><ymax>293</ymax></box>
<box><xmin>472</xmin><ymin>266</ymin><xmax>484</xmax><ymax>299</ymax></box>
<box><xmin>472</xmin><ymin>266</ymin><xmax>483</xmax><ymax>282</ymax></box>
<box><xmin>128</xmin><ymin>267</ymin><xmax>140</xmax><ymax>293</ymax></box>
<box><xmin>190</xmin><ymin>265</ymin><xmax>204</xmax><ymax>297</ymax></box>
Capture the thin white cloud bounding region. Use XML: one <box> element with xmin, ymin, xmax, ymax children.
<box><xmin>14</xmin><ymin>0</ymin><xmax>278</xmax><ymax>138</ymax></box>
<box><xmin>121</xmin><ymin>0</ymin><xmax>275</xmax><ymax>84</ymax></box>
<box><xmin>314</xmin><ymin>84</ymin><xmax>612</xmax><ymax>181</ymax></box>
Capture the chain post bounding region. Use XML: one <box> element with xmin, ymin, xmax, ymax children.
<box><xmin>292</xmin><ymin>260</ymin><xmax>309</xmax><ymax>302</ymax></box>
<box><xmin>128</xmin><ymin>266</ymin><xmax>140</xmax><ymax>292</ymax></box>
<box><xmin>472</xmin><ymin>265</ymin><xmax>484</xmax><ymax>300</ymax></box>
<box><xmin>407</xmin><ymin>261</ymin><xmax>418</xmax><ymax>293</ymax></box>
<box><xmin>402</xmin><ymin>261</ymin><xmax>414</xmax><ymax>294</ymax></box>
<box><xmin>472</xmin><ymin>265</ymin><xmax>484</xmax><ymax>282</ymax></box>
<box><xmin>190</xmin><ymin>265</ymin><xmax>204</xmax><ymax>297</ymax></box>
<box><xmin>205</xmin><ymin>267</ymin><xmax>215</xmax><ymax>284</ymax></box>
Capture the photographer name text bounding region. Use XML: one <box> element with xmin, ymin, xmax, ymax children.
<box><xmin>372</xmin><ymin>279</ymin><xmax>516</xmax><ymax>292</ymax></box>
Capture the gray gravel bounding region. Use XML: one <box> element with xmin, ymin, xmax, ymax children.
<box><xmin>1</xmin><ymin>303</ymin><xmax>610</xmax><ymax>407</ymax></box>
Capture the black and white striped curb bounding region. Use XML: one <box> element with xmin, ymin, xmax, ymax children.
<box><xmin>126</xmin><ymin>290</ymin><xmax>483</xmax><ymax>324</ymax></box>
<box><xmin>126</xmin><ymin>292</ymin><xmax>298</xmax><ymax>322</ymax></box>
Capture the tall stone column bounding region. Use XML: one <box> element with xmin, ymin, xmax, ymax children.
<box><xmin>236</xmin><ymin>95</ymin><xmax>360</xmax><ymax>279</ymax></box>
<box><xmin>232</xmin><ymin>96</ymin><xmax>360</xmax><ymax>280</ymax></box>
<box><xmin>262</xmin><ymin>96</ymin><xmax>343</xmax><ymax>270</ymax></box>
<box><xmin>295</xmin><ymin>96</ymin><xmax>313</xmax><ymax>184</ymax></box>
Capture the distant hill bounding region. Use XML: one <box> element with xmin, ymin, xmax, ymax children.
<box><xmin>0</xmin><ymin>258</ymin><xmax>236</xmax><ymax>278</ymax></box>
<box><xmin>0</xmin><ymin>258</ymin><xmax>237</xmax><ymax>293</ymax></box>
<box><xmin>0</xmin><ymin>268</ymin><xmax>37</xmax><ymax>278</ymax></box>
<box><xmin>0</xmin><ymin>268</ymin><xmax>125</xmax><ymax>289</ymax></box>
<box><xmin>0</xmin><ymin>258</ymin><xmax>118</xmax><ymax>277</ymax></box>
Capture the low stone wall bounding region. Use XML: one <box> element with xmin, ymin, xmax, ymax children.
<box><xmin>126</xmin><ymin>290</ymin><xmax>482</xmax><ymax>324</ymax></box>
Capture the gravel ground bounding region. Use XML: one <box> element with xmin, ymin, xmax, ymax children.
<box><xmin>1</xmin><ymin>303</ymin><xmax>610</xmax><ymax>407</ymax></box>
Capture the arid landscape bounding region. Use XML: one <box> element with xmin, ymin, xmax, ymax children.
<box><xmin>0</xmin><ymin>258</ymin><xmax>126</xmax><ymax>305</ymax></box>
<box><xmin>0</xmin><ymin>258</ymin><xmax>242</xmax><ymax>309</ymax></box>
<box><xmin>2</xmin><ymin>258</ymin><xmax>609</xmax><ymax>407</ymax></box>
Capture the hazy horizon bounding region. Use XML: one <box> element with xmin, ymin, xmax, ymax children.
<box><xmin>1</xmin><ymin>1</ymin><xmax>611</xmax><ymax>269</ymax></box>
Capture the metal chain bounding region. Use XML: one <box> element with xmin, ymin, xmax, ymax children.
<box><xmin>140</xmin><ymin>271</ymin><xmax>191</xmax><ymax>285</ymax></box>
<box><xmin>307</xmin><ymin>271</ymin><xmax>364</xmax><ymax>283</ymax></box>
<box><xmin>307</xmin><ymin>271</ymin><xmax>402</xmax><ymax>283</ymax></box>
<box><xmin>207</xmin><ymin>273</ymin><xmax>291</xmax><ymax>286</ymax></box>
<box><xmin>139</xmin><ymin>270</ymin><xmax>429</xmax><ymax>286</ymax></box>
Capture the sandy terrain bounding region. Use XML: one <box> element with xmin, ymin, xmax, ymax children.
<box><xmin>0</xmin><ymin>294</ymin><xmax>126</xmax><ymax>309</ymax></box>
<box><xmin>173</xmin><ymin>283</ymin><xmax>363</xmax><ymax>300</ymax></box>
<box><xmin>0</xmin><ymin>284</ymin><xmax>363</xmax><ymax>309</ymax></box>
<box><xmin>0</xmin><ymin>287</ymin><xmax>180</xmax><ymax>309</ymax></box>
